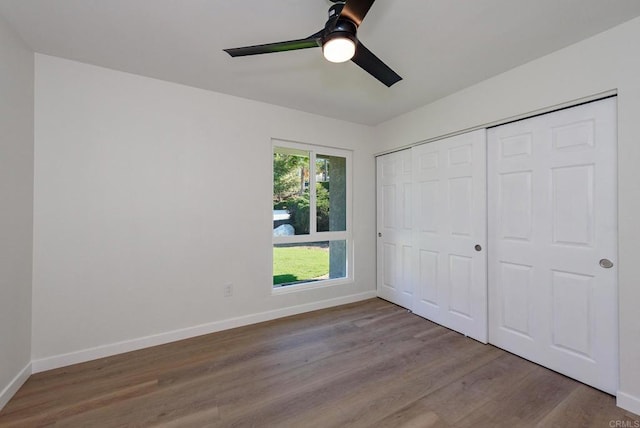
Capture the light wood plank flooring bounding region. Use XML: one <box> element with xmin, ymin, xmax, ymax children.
<box><xmin>0</xmin><ymin>298</ymin><xmax>637</xmax><ymax>427</ymax></box>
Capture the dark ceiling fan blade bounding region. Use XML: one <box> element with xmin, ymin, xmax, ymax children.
<box><xmin>340</xmin><ymin>0</ymin><xmax>376</xmax><ymax>27</ymax></box>
<box><xmin>224</xmin><ymin>32</ymin><xmax>323</xmax><ymax>57</ymax></box>
<box><xmin>351</xmin><ymin>41</ymin><xmax>402</xmax><ymax>87</ymax></box>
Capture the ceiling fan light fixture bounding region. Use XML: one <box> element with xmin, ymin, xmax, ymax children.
<box><xmin>323</xmin><ymin>33</ymin><xmax>356</xmax><ymax>63</ymax></box>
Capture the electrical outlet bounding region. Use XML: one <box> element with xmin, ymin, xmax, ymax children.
<box><xmin>224</xmin><ymin>283</ymin><xmax>233</xmax><ymax>297</ymax></box>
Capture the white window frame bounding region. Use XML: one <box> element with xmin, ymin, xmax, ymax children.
<box><xmin>272</xmin><ymin>139</ymin><xmax>353</xmax><ymax>293</ymax></box>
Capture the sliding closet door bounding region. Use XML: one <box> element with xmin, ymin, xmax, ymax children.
<box><xmin>376</xmin><ymin>149</ymin><xmax>413</xmax><ymax>309</ymax></box>
<box><xmin>412</xmin><ymin>130</ymin><xmax>488</xmax><ymax>343</ymax></box>
<box><xmin>488</xmin><ymin>98</ymin><xmax>618</xmax><ymax>393</ymax></box>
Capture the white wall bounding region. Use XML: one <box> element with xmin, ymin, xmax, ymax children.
<box><xmin>0</xmin><ymin>15</ymin><xmax>34</xmax><ymax>409</ymax></box>
<box><xmin>374</xmin><ymin>16</ymin><xmax>640</xmax><ymax>414</ymax></box>
<box><xmin>32</xmin><ymin>55</ymin><xmax>376</xmax><ymax>368</ymax></box>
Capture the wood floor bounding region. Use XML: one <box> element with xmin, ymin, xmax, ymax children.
<box><xmin>0</xmin><ymin>298</ymin><xmax>637</xmax><ymax>427</ymax></box>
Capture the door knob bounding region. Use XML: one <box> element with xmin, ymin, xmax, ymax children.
<box><xmin>378</xmin><ymin>232</ymin><xmax>382</xmax><ymax>237</ymax></box>
<box><xmin>474</xmin><ymin>244</ymin><xmax>482</xmax><ymax>252</ymax></box>
<box><xmin>599</xmin><ymin>259</ymin><xmax>614</xmax><ymax>269</ymax></box>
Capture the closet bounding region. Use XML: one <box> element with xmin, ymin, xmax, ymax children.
<box><xmin>376</xmin><ymin>97</ymin><xmax>618</xmax><ymax>394</ymax></box>
<box><xmin>376</xmin><ymin>130</ymin><xmax>487</xmax><ymax>342</ymax></box>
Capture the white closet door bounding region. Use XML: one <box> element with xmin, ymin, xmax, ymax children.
<box><xmin>488</xmin><ymin>98</ymin><xmax>618</xmax><ymax>394</ymax></box>
<box><xmin>376</xmin><ymin>149</ymin><xmax>413</xmax><ymax>309</ymax></box>
<box><xmin>412</xmin><ymin>130</ymin><xmax>488</xmax><ymax>343</ymax></box>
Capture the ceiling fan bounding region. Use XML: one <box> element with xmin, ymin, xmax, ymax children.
<box><xmin>223</xmin><ymin>0</ymin><xmax>402</xmax><ymax>87</ymax></box>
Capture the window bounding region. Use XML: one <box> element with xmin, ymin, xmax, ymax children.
<box><xmin>272</xmin><ymin>140</ymin><xmax>351</xmax><ymax>290</ymax></box>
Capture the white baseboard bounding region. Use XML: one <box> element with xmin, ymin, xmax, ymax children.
<box><xmin>31</xmin><ymin>291</ymin><xmax>377</xmax><ymax>373</ymax></box>
<box><xmin>0</xmin><ymin>362</ymin><xmax>32</xmax><ymax>411</ymax></box>
<box><xmin>617</xmin><ymin>391</ymin><xmax>640</xmax><ymax>416</ymax></box>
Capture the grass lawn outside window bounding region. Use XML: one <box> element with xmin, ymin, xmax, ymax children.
<box><xmin>273</xmin><ymin>244</ymin><xmax>329</xmax><ymax>286</ymax></box>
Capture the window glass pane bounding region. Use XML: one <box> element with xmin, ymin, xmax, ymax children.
<box><xmin>273</xmin><ymin>148</ymin><xmax>310</xmax><ymax>236</ymax></box>
<box><xmin>316</xmin><ymin>154</ymin><xmax>346</xmax><ymax>232</ymax></box>
<box><xmin>273</xmin><ymin>240</ymin><xmax>347</xmax><ymax>287</ymax></box>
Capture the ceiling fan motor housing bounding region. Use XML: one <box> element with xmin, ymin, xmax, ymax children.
<box><xmin>327</xmin><ymin>1</ymin><xmax>348</xmax><ymax>24</ymax></box>
<box><xmin>324</xmin><ymin>19</ymin><xmax>357</xmax><ymax>45</ymax></box>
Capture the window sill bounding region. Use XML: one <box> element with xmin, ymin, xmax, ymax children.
<box><xmin>271</xmin><ymin>277</ymin><xmax>353</xmax><ymax>295</ymax></box>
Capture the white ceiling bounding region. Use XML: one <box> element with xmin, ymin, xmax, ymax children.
<box><xmin>2</xmin><ymin>0</ymin><xmax>640</xmax><ymax>125</ymax></box>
